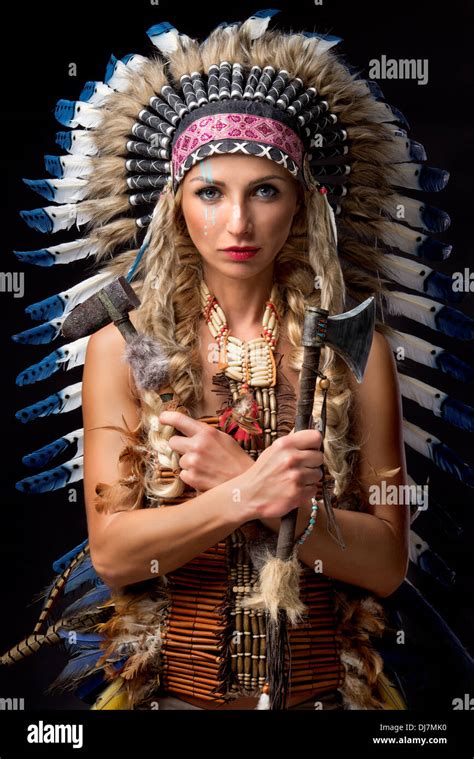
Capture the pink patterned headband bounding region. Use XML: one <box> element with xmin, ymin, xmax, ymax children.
<box><xmin>171</xmin><ymin>111</ymin><xmax>306</xmax><ymax>186</ymax></box>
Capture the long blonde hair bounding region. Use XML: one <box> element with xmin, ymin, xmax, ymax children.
<box><xmin>94</xmin><ymin>175</ymin><xmax>380</xmax><ymax>514</ymax></box>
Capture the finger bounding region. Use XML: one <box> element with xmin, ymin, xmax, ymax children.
<box><xmin>159</xmin><ymin>410</ymin><xmax>208</xmax><ymax>437</ymax></box>
<box><xmin>168</xmin><ymin>434</ymin><xmax>191</xmax><ymax>454</ymax></box>
<box><xmin>298</xmin><ymin>450</ymin><xmax>324</xmax><ymax>468</ymax></box>
<box><xmin>289</xmin><ymin>429</ymin><xmax>323</xmax><ymax>449</ymax></box>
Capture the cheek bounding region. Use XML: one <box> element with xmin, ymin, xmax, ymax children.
<box><xmin>262</xmin><ymin>203</ymin><xmax>296</xmax><ymax>245</ymax></box>
<box><xmin>182</xmin><ymin>197</ymin><xmax>221</xmax><ymax>242</ymax></box>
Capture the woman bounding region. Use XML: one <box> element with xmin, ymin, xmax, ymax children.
<box><xmin>81</xmin><ymin>147</ymin><xmax>408</xmax><ymax>710</ymax></box>
<box><xmin>5</xmin><ymin>11</ymin><xmax>456</xmax><ymax>711</ymax></box>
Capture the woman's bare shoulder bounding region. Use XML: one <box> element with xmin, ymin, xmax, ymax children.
<box><xmin>84</xmin><ymin>315</ymin><xmax>140</xmax><ymax>403</ymax></box>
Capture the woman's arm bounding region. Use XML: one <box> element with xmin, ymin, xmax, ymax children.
<box><xmin>83</xmin><ymin>323</ymin><xmax>256</xmax><ymax>590</ymax></box>
<box><xmin>257</xmin><ymin>331</ymin><xmax>410</xmax><ymax>598</ymax></box>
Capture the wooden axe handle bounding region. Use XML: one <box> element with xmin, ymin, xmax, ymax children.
<box><xmin>276</xmin><ymin>343</ymin><xmax>322</xmax><ymax>560</ymax></box>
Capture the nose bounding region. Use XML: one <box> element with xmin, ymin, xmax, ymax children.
<box><xmin>226</xmin><ymin>199</ymin><xmax>253</xmax><ymax>237</ymax></box>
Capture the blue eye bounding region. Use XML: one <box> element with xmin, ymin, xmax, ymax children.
<box><xmin>195</xmin><ymin>184</ymin><xmax>279</xmax><ymax>201</ymax></box>
<box><xmin>255</xmin><ymin>184</ymin><xmax>278</xmax><ymax>198</ymax></box>
<box><xmin>196</xmin><ymin>186</ymin><xmax>220</xmax><ymax>200</ymax></box>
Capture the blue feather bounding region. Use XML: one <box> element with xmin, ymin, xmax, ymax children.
<box><xmin>16</xmin><ymin>348</ymin><xmax>66</xmax><ymax>386</ymax></box>
<box><xmin>251</xmin><ymin>8</ymin><xmax>281</xmax><ymax>19</ymax></box>
<box><xmin>12</xmin><ymin>320</ymin><xmax>62</xmax><ymax>345</ymax></box>
<box><xmin>432</xmin><ymin>442</ymin><xmax>474</xmax><ymax>487</ymax></box>
<box><xmin>364</xmin><ymin>79</ymin><xmax>384</xmax><ymax>99</ymax></box>
<box><xmin>425</xmin><ymin>494</ymin><xmax>464</xmax><ymax>540</ymax></box>
<box><xmin>216</xmin><ymin>21</ymin><xmax>240</xmax><ymax>30</ymax></box>
<box><xmin>421</xmin><ymin>204</ymin><xmax>451</xmax><ymax>233</ymax></box>
<box><xmin>52</xmin><ymin>538</ymin><xmax>89</xmax><ymax>573</ymax></box>
<box><xmin>388</xmin><ymin>104</ymin><xmax>409</xmax><ymax>129</ymax></box>
<box><xmin>16</xmin><ymin>338</ymin><xmax>88</xmax><ymax>386</ymax></box>
<box><xmin>44</xmin><ymin>155</ymin><xmax>63</xmax><ymax>178</ymax></box>
<box><xmin>121</xmin><ymin>53</ymin><xmax>138</xmax><ymax>65</ymax></box>
<box><xmin>406</xmin><ymin>140</ymin><xmax>427</xmax><ymax>162</ymax></box>
<box><xmin>54</xmin><ymin>99</ymin><xmax>77</xmax><ymax>127</ymax></box>
<box><xmin>16</xmin><ymin>389</ymin><xmax>76</xmax><ymax>423</ymax></box>
<box><xmin>47</xmin><ymin>648</ymin><xmax>106</xmax><ymax>692</ymax></box>
<box><xmin>58</xmin><ymin>630</ymin><xmax>105</xmax><ymax>646</ymax></box>
<box><xmin>16</xmin><ymin>391</ymin><xmax>65</xmax><ymax>422</ymax></box>
<box><xmin>62</xmin><ymin>585</ymin><xmax>111</xmax><ymax>616</ymax></box>
<box><xmin>74</xmin><ymin>659</ymin><xmax>127</xmax><ymax>702</ymax></box>
<box><xmin>13</xmin><ymin>248</ymin><xmax>56</xmax><ymax>266</ymax></box>
<box><xmin>424</xmin><ymin>271</ymin><xmax>463</xmax><ymax>303</ymax></box>
<box><xmin>436</xmin><ymin>351</ymin><xmax>474</xmax><ymax>382</ymax></box>
<box><xmin>25</xmin><ymin>294</ymin><xmax>65</xmax><ymax>321</ymax></box>
<box><xmin>22</xmin><ymin>178</ymin><xmax>57</xmax><ymax>202</ymax></box>
<box><xmin>63</xmin><ymin>555</ymin><xmax>98</xmax><ymax>594</ymax></box>
<box><xmin>15</xmin><ymin>457</ymin><xmax>83</xmax><ymax>493</ymax></box>
<box><xmin>418</xmin><ymin>550</ymin><xmax>456</xmax><ymax>588</ymax></box>
<box><xmin>104</xmin><ymin>54</ymin><xmax>118</xmax><ymax>84</ymax></box>
<box><xmin>436</xmin><ymin>305</ymin><xmax>474</xmax><ymax>340</ymax></box>
<box><xmin>418</xmin><ymin>237</ymin><xmax>452</xmax><ymax>262</ymax></box>
<box><xmin>301</xmin><ymin>31</ymin><xmax>343</xmax><ymax>45</ymax></box>
<box><xmin>19</xmin><ymin>208</ymin><xmax>53</xmax><ymax>234</ymax></box>
<box><xmin>79</xmin><ymin>81</ymin><xmax>98</xmax><ymax>102</ymax></box>
<box><xmin>389</xmin><ymin>580</ymin><xmax>474</xmax><ymax>675</ymax></box>
<box><xmin>418</xmin><ymin>166</ymin><xmax>450</xmax><ymax>192</ymax></box>
<box><xmin>23</xmin><ymin>435</ymin><xmax>77</xmax><ymax>468</ymax></box>
<box><xmin>55</xmin><ymin>131</ymin><xmax>73</xmax><ymax>151</ymax></box>
<box><xmin>441</xmin><ymin>397</ymin><xmax>474</xmax><ymax>433</ymax></box>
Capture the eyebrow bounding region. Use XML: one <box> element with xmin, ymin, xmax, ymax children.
<box><xmin>189</xmin><ymin>174</ymin><xmax>287</xmax><ymax>186</ymax></box>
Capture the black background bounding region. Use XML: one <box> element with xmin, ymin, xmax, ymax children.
<box><xmin>0</xmin><ymin>0</ymin><xmax>473</xmax><ymax>712</ymax></box>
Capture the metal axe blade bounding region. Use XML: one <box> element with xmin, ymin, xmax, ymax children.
<box><xmin>325</xmin><ymin>296</ymin><xmax>376</xmax><ymax>383</ymax></box>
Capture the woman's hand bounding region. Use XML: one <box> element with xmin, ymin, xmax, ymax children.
<box><xmin>241</xmin><ymin>429</ymin><xmax>324</xmax><ymax>520</ymax></box>
<box><xmin>159</xmin><ymin>410</ymin><xmax>253</xmax><ymax>492</ymax></box>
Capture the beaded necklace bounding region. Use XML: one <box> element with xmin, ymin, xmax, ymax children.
<box><xmin>199</xmin><ymin>279</ymin><xmax>281</xmax><ymax>456</ymax></box>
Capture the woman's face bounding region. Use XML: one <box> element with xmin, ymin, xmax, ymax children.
<box><xmin>180</xmin><ymin>154</ymin><xmax>302</xmax><ymax>279</ymax></box>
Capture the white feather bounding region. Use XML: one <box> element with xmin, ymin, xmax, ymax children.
<box><xmin>46</xmin><ymin>203</ymin><xmax>93</xmax><ymax>232</ymax></box>
<box><xmin>81</xmin><ymin>81</ymin><xmax>114</xmax><ymax>106</ymax></box>
<box><xmin>380</xmin><ymin>221</ymin><xmax>431</xmax><ymax>256</ymax></box>
<box><xmin>385</xmin><ymin>253</ymin><xmax>432</xmax><ymax>291</ymax></box>
<box><xmin>55</xmin><ymin>383</ymin><xmax>83</xmax><ymax>413</ymax></box>
<box><xmin>58</xmin><ymin>101</ymin><xmax>103</xmax><ymax>129</ymax></box>
<box><xmin>241</xmin><ymin>11</ymin><xmax>278</xmax><ymax>41</ymax></box>
<box><xmin>62</xmin><ymin>130</ymin><xmax>98</xmax><ymax>156</ymax></box>
<box><xmin>385</xmin><ymin>291</ymin><xmax>442</xmax><ymax>329</ymax></box>
<box><xmin>398</xmin><ymin>373</ymin><xmax>447</xmax><ymax>416</ymax></box>
<box><xmin>106</xmin><ymin>59</ymin><xmax>136</xmax><ymax>92</ymax></box>
<box><xmin>40</xmin><ymin>178</ymin><xmax>90</xmax><ymax>204</ymax></box>
<box><xmin>64</xmin><ymin>428</ymin><xmax>84</xmax><ymax>456</ymax></box>
<box><xmin>57</xmin><ymin>336</ymin><xmax>91</xmax><ymax>371</ymax></box>
<box><xmin>409</xmin><ymin>530</ymin><xmax>429</xmax><ymax>564</ymax></box>
<box><xmin>56</xmin><ymin>271</ymin><xmax>115</xmax><ymax>314</ymax></box>
<box><xmin>147</xmin><ymin>24</ymin><xmax>180</xmax><ymax>55</ymax></box>
<box><xmin>51</xmin><ymin>155</ymin><xmax>94</xmax><ymax>178</ymax></box>
<box><xmin>386</xmin><ymin>194</ymin><xmax>427</xmax><ymax>229</ymax></box>
<box><xmin>62</xmin><ymin>455</ymin><xmax>84</xmax><ymax>484</ymax></box>
<box><xmin>123</xmin><ymin>54</ymin><xmax>149</xmax><ymax>73</ymax></box>
<box><xmin>386</xmin><ymin>329</ymin><xmax>442</xmax><ymax>369</ymax></box>
<box><xmin>402</xmin><ymin>419</ymin><xmax>439</xmax><ymax>460</ymax></box>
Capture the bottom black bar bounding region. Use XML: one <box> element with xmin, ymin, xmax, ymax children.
<box><xmin>0</xmin><ymin>709</ymin><xmax>472</xmax><ymax>757</ymax></box>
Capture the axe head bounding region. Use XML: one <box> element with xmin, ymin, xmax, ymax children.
<box><xmin>326</xmin><ymin>296</ymin><xmax>376</xmax><ymax>383</ymax></box>
<box><xmin>61</xmin><ymin>276</ymin><xmax>141</xmax><ymax>340</ymax></box>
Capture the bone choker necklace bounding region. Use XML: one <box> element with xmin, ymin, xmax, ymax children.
<box><xmin>199</xmin><ymin>279</ymin><xmax>281</xmax><ymax>449</ymax></box>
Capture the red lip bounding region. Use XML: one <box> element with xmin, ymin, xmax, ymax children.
<box><xmin>221</xmin><ymin>247</ymin><xmax>260</xmax><ymax>252</ymax></box>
